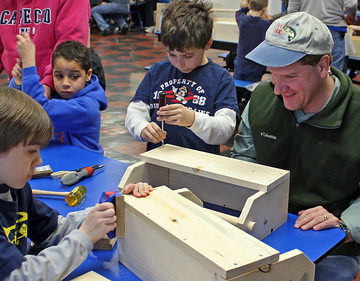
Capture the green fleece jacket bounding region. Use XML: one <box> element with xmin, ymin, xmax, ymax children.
<box><xmin>249</xmin><ymin>67</ymin><xmax>360</xmax><ymax>256</ymax></box>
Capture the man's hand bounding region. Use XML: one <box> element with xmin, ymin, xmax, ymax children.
<box><xmin>295</xmin><ymin>206</ymin><xmax>340</xmax><ymax>231</ymax></box>
<box><xmin>16</xmin><ymin>32</ymin><xmax>36</xmax><ymax>68</ymax></box>
<box><xmin>157</xmin><ymin>104</ymin><xmax>195</xmax><ymax>127</ymax></box>
<box><xmin>140</xmin><ymin>122</ymin><xmax>166</xmax><ymax>144</ymax></box>
<box><xmin>79</xmin><ymin>202</ymin><xmax>116</xmax><ymax>244</ymax></box>
<box><xmin>122</xmin><ymin>182</ymin><xmax>153</xmax><ymax>198</ymax></box>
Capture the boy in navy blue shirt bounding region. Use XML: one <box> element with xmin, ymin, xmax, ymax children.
<box><xmin>233</xmin><ymin>0</ymin><xmax>272</xmax><ymax>82</ymax></box>
<box><xmin>0</xmin><ymin>86</ymin><xmax>151</xmax><ymax>280</ymax></box>
<box><xmin>10</xmin><ymin>33</ymin><xmax>107</xmax><ymax>154</ymax></box>
<box><xmin>125</xmin><ymin>0</ymin><xmax>239</xmax><ymax>154</ymax></box>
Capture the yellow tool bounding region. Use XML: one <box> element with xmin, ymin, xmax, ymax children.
<box><xmin>32</xmin><ymin>185</ymin><xmax>87</xmax><ymax>207</ymax></box>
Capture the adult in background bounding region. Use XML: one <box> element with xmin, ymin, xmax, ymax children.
<box><xmin>0</xmin><ymin>0</ymin><xmax>91</xmax><ymax>97</ymax></box>
<box><xmin>230</xmin><ymin>12</ymin><xmax>360</xmax><ymax>281</ymax></box>
<box><xmin>91</xmin><ymin>0</ymin><xmax>130</xmax><ymax>36</ymax></box>
<box><xmin>288</xmin><ymin>0</ymin><xmax>357</xmax><ymax>72</ymax></box>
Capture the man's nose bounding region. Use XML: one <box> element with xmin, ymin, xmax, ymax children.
<box><xmin>273</xmin><ymin>79</ymin><xmax>288</xmax><ymax>96</ymax></box>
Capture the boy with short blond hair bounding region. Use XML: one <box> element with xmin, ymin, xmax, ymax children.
<box><xmin>125</xmin><ymin>0</ymin><xmax>239</xmax><ymax>154</ymax></box>
<box><xmin>0</xmin><ymin>86</ymin><xmax>151</xmax><ymax>280</ymax></box>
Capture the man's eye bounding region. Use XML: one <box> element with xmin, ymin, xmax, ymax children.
<box><xmin>72</xmin><ymin>75</ymin><xmax>79</xmax><ymax>80</ymax></box>
<box><xmin>55</xmin><ymin>74</ymin><xmax>63</xmax><ymax>79</ymax></box>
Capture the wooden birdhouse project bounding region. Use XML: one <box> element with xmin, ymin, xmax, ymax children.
<box><xmin>119</xmin><ymin>144</ymin><xmax>290</xmax><ymax>240</ymax></box>
<box><xmin>116</xmin><ymin>145</ymin><xmax>315</xmax><ymax>281</ymax></box>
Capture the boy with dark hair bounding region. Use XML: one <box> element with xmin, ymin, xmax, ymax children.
<box><xmin>0</xmin><ymin>86</ymin><xmax>152</xmax><ymax>280</ymax></box>
<box><xmin>125</xmin><ymin>0</ymin><xmax>239</xmax><ymax>154</ymax></box>
<box><xmin>233</xmin><ymin>0</ymin><xmax>272</xmax><ymax>82</ymax></box>
<box><xmin>10</xmin><ymin>34</ymin><xmax>107</xmax><ymax>154</ymax></box>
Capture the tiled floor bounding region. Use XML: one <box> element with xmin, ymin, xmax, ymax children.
<box><xmin>0</xmin><ymin>31</ymin><xmax>227</xmax><ymax>164</ymax></box>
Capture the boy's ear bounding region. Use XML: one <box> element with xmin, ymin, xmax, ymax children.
<box><xmin>86</xmin><ymin>68</ymin><xmax>93</xmax><ymax>82</ymax></box>
<box><xmin>205</xmin><ymin>38</ymin><xmax>213</xmax><ymax>50</ymax></box>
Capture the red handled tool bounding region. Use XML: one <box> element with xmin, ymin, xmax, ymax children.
<box><xmin>159</xmin><ymin>92</ymin><xmax>167</xmax><ymax>145</ymax></box>
<box><xmin>61</xmin><ymin>164</ymin><xmax>104</xmax><ymax>186</ymax></box>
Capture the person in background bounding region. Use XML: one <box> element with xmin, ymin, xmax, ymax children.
<box><xmin>91</xmin><ymin>0</ymin><xmax>130</xmax><ymax>36</ymax></box>
<box><xmin>125</xmin><ymin>0</ymin><xmax>239</xmax><ymax>154</ymax></box>
<box><xmin>0</xmin><ymin>0</ymin><xmax>91</xmax><ymax>98</ymax></box>
<box><xmin>230</xmin><ymin>12</ymin><xmax>360</xmax><ymax>281</ymax></box>
<box><xmin>288</xmin><ymin>0</ymin><xmax>357</xmax><ymax>72</ymax></box>
<box><xmin>9</xmin><ymin>34</ymin><xmax>107</xmax><ymax>155</ymax></box>
<box><xmin>233</xmin><ymin>0</ymin><xmax>272</xmax><ymax>82</ymax></box>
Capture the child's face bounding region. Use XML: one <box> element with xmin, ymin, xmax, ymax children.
<box><xmin>0</xmin><ymin>143</ymin><xmax>42</xmax><ymax>188</ymax></box>
<box><xmin>53</xmin><ymin>57</ymin><xmax>92</xmax><ymax>99</ymax></box>
<box><xmin>166</xmin><ymin>47</ymin><xmax>208</xmax><ymax>73</ymax></box>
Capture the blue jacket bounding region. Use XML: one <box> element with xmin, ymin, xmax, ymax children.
<box><xmin>9</xmin><ymin>66</ymin><xmax>107</xmax><ymax>154</ymax></box>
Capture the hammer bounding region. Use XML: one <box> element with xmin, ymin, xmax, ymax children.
<box><xmin>32</xmin><ymin>185</ymin><xmax>87</xmax><ymax>206</ymax></box>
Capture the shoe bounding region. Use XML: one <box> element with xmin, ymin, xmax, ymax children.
<box><xmin>120</xmin><ymin>24</ymin><xmax>128</xmax><ymax>35</ymax></box>
<box><xmin>144</xmin><ymin>26</ymin><xmax>155</xmax><ymax>33</ymax></box>
<box><xmin>101</xmin><ymin>27</ymin><xmax>112</xmax><ymax>36</ymax></box>
<box><xmin>113</xmin><ymin>26</ymin><xmax>120</xmax><ymax>34</ymax></box>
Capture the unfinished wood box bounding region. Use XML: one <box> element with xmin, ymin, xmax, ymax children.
<box><xmin>119</xmin><ymin>144</ymin><xmax>289</xmax><ymax>240</ymax></box>
<box><xmin>117</xmin><ymin>185</ymin><xmax>314</xmax><ymax>281</ymax></box>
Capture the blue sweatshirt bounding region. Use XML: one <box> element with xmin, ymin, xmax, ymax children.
<box><xmin>9</xmin><ymin>66</ymin><xmax>107</xmax><ymax>154</ymax></box>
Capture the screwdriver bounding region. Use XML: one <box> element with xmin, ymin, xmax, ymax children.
<box><xmin>61</xmin><ymin>165</ymin><xmax>104</xmax><ymax>186</ymax></box>
<box><xmin>159</xmin><ymin>92</ymin><xmax>167</xmax><ymax>145</ymax></box>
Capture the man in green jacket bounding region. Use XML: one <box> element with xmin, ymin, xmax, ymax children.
<box><xmin>230</xmin><ymin>12</ymin><xmax>360</xmax><ymax>281</ymax></box>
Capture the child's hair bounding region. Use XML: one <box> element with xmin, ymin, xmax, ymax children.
<box><xmin>52</xmin><ymin>40</ymin><xmax>91</xmax><ymax>72</ymax></box>
<box><xmin>161</xmin><ymin>0</ymin><xmax>213</xmax><ymax>52</ymax></box>
<box><xmin>249</xmin><ymin>0</ymin><xmax>268</xmax><ymax>11</ymax></box>
<box><xmin>0</xmin><ymin>87</ymin><xmax>53</xmax><ymax>152</ymax></box>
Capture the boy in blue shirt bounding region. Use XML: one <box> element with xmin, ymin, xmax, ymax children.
<box><xmin>233</xmin><ymin>0</ymin><xmax>272</xmax><ymax>82</ymax></box>
<box><xmin>10</xmin><ymin>33</ymin><xmax>107</xmax><ymax>154</ymax></box>
<box><xmin>0</xmin><ymin>86</ymin><xmax>152</xmax><ymax>280</ymax></box>
<box><xmin>125</xmin><ymin>0</ymin><xmax>239</xmax><ymax>154</ymax></box>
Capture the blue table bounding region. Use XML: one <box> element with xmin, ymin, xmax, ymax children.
<box><xmin>30</xmin><ymin>144</ymin><xmax>345</xmax><ymax>280</ymax></box>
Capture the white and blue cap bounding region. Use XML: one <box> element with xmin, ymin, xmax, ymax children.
<box><xmin>246</xmin><ymin>12</ymin><xmax>334</xmax><ymax>67</ymax></box>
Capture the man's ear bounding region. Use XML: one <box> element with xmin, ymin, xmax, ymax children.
<box><xmin>317</xmin><ymin>55</ymin><xmax>331</xmax><ymax>79</ymax></box>
<box><xmin>86</xmin><ymin>68</ymin><xmax>93</xmax><ymax>82</ymax></box>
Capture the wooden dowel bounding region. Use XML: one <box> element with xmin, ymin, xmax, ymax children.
<box><xmin>32</xmin><ymin>189</ymin><xmax>69</xmax><ymax>197</ymax></box>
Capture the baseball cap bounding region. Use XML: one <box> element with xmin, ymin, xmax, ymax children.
<box><xmin>246</xmin><ymin>12</ymin><xmax>334</xmax><ymax>67</ymax></box>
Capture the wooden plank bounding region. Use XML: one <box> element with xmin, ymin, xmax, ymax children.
<box><xmin>118</xmin><ymin>186</ymin><xmax>279</xmax><ymax>280</ymax></box>
<box><xmin>238</xmin><ymin>181</ymin><xmax>289</xmax><ymax>239</ymax></box>
<box><xmin>115</xmin><ymin>195</ymin><xmax>125</xmax><ymax>238</ymax></box>
<box><xmin>70</xmin><ymin>271</ymin><xmax>110</xmax><ymax>281</ymax></box>
<box><xmin>118</xmin><ymin>161</ymin><xmax>168</xmax><ymax>189</ymax></box>
<box><xmin>224</xmin><ymin>250</ymin><xmax>315</xmax><ymax>281</ymax></box>
<box><xmin>140</xmin><ymin>145</ymin><xmax>289</xmax><ymax>192</ymax></box>
<box><xmin>168</xmin><ymin>169</ymin><xmax>256</xmax><ymax>211</ymax></box>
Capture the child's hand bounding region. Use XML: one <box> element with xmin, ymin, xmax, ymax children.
<box><xmin>157</xmin><ymin>104</ymin><xmax>195</xmax><ymax>127</ymax></box>
<box><xmin>79</xmin><ymin>202</ymin><xmax>116</xmax><ymax>244</ymax></box>
<box><xmin>140</xmin><ymin>121</ymin><xmax>167</xmax><ymax>144</ymax></box>
<box><xmin>12</xmin><ymin>58</ymin><xmax>23</xmax><ymax>86</ymax></box>
<box><xmin>122</xmin><ymin>182</ymin><xmax>153</xmax><ymax>198</ymax></box>
<box><xmin>16</xmin><ymin>32</ymin><xmax>36</xmax><ymax>68</ymax></box>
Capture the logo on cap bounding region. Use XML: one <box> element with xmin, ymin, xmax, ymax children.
<box><xmin>283</xmin><ymin>26</ymin><xmax>296</xmax><ymax>42</ymax></box>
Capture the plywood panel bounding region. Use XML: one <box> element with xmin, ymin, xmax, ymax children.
<box><xmin>140</xmin><ymin>145</ymin><xmax>289</xmax><ymax>192</ymax></box>
<box><xmin>119</xmin><ymin>186</ymin><xmax>279</xmax><ymax>280</ymax></box>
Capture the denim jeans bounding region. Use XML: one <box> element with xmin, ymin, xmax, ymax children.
<box><xmin>315</xmin><ymin>255</ymin><xmax>359</xmax><ymax>281</ymax></box>
<box><xmin>329</xmin><ymin>29</ymin><xmax>345</xmax><ymax>72</ymax></box>
<box><xmin>91</xmin><ymin>3</ymin><xmax>129</xmax><ymax>31</ymax></box>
